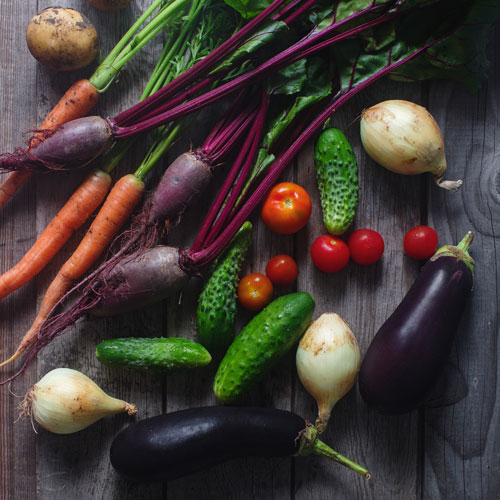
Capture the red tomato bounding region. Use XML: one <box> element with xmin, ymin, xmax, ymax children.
<box><xmin>347</xmin><ymin>229</ymin><xmax>385</xmax><ymax>265</ymax></box>
<box><xmin>310</xmin><ymin>235</ymin><xmax>350</xmax><ymax>273</ymax></box>
<box><xmin>265</xmin><ymin>254</ymin><xmax>298</xmax><ymax>285</ymax></box>
<box><xmin>261</xmin><ymin>182</ymin><xmax>312</xmax><ymax>234</ymax></box>
<box><xmin>237</xmin><ymin>273</ymin><xmax>274</xmax><ymax>311</ymax></box>
<box><xmin>403</xmin><ymin>225</ymin><xmax>438</xmax><ymax>260</ymax></box>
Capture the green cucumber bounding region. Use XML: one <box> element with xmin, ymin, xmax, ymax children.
<box><xmin>96</xmin><ymin>338</ymin><xmax>211</xmax><ymax>374</ymax></box>
<box><xmin>197</xmin><ymin>221</ymin><xmax>252</xmax><ymax>354</ymax></box>
<box><xmin>314</xmin><ymin>128</ymin><xmax>358</xmax><ymax>235</ymax></box>
<box><xmin>214</xmin><ymin>292</ymin><xmax>315</xmax><ymax>403</ymax></box>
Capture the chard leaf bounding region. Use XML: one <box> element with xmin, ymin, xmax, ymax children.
<box><xmin>389</xmin><ymin>0</ymin><xmax>500</xmax><ymax>91</ymax></box>
<box><xmin>214</xmin><ymin>20</ymin><xmax>289</xmax><ymax>75</ymax></box>
<box><xmin>224</xmin><ymin>0</ymin><xmax>274</xmax><ymax>19</ymax></box>
<box><xmin>334</xmin><ymin>0</ymin><xmax>500</xmax><ymax>93</ymax></box>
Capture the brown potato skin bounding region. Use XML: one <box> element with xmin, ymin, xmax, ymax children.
<box><xmin>26</xmin><ymin>8</ymin><xmax>98</xmax><ymax>72</ymax></box>
<box><xmin>88</xmin><ymin>0</ymin><xmax>133</xmax><ymax>11</ymax></box>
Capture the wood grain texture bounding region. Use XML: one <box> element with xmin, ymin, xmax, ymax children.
<box><xmin>0</xmin><ymin>2</ymin><xmax>499</xmax><ymax>499</ymax></box>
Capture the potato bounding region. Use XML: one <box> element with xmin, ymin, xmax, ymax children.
<box><xmin>88</xmin><ymin>0</ymin><xmax>133</xmax><ymax>11</ymax></box>
<box><xmin>26</xmin><ymin>8</ymin><xmax>98</xmax><ymax>72</ymax></box>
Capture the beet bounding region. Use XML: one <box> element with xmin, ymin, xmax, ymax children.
<box><xmin>147</xmin><ymin>152</ymin><xmax>212</xmax><ymax>226</ymax></box>
<box><xmin>89</xmin><ymin>246</ymin><xmax>189</xmax><ymax>317</ymax></box>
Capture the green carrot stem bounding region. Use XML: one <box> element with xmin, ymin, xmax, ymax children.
<box><xmin>98</xmin><ymin>0</ymin><xmax>164</xmax><ymax>66</ymax></box>
<box><xmin>111</xmin><ymin>0</ymin><xmax>190</xmax><ymax>73</ymax></box>
<box><xmin>134</xmin><ymin>123</ymin><xmax>183</xmax><ymax>180</ymax></box>
<box><xmin>89</xmin><ymin>0</ymin><xmax>189</xmax><ymax>92</ymax></box>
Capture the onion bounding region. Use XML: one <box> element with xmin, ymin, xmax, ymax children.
<box><xmin>20</xmin><ymin>368</ymin><xmax>137</xmax><ymax>434</ymax></box>
<box><xmin>360</xmin><ymin>99</ymin><xmax>462</xmax><ymax>191</ymax></box>
<box><xmin>296</xmin><ymin>313</ymin><xmax>360</xmax><ymax>433</ymax></box>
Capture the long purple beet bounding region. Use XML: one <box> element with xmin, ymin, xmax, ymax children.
<box><xmin>0</xmin><ymin>116</ymin><xmax>113</xmax><ymax>172</ymax></box>
<box><xmin>89</xmin><ymin>246</ymin><xmax>189</xmax><ymax>317</ymax></box>
<box><xmin>147</xmin><ymin>152</ymin><xmax>212</xmax><ymax>227</ymax></box>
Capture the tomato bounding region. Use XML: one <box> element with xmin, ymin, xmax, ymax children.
<box><xmin>403</xmin><ymin>225</ymin><xmax>438</xmax><ymax>260</ymax></box>
<box><xmin>265</xmin><ymin>254</ymin><xmax>298</xmax><ymax>285</ymax></box>
<box><xmin>261</xmin><ymin>182</ymin><xmax>312</xmax><ymax>234</ymax></box>
<box><xmin>310</xmin><ymin>235</ymin><xmax>350</xmax><ymax>273</ymax></box>
<box><xmin>347</xmin><ymin>228</ymin><xmax>385</xmax><ymax>265</ymax></box>
<box><xmin>237</xmin><ymin>273</ymin><xmax>274</xmax><ymax>311</ymax></box>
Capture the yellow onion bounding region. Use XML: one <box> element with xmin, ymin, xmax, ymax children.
<box><xmin>21</xmin><ymin>368</ymin><xmax>137</xmax><ymax>434</ymax></box>
<box><xmin>360</xmin><ymin>99</ymin><xmax>462</xmax><ymax>191</ymax></box>
<box><xmin>296</xmin><ymin>313</ymin><xmax>360</xmax><ymax>433</ymax></box>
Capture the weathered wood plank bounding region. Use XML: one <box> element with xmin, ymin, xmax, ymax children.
<box><xmin>422</xmin><ymin>26</ymin><xmax>500</xmax><ymax>500</ymax></box>
<box><xmin>1</xmin><ymin>1</ymin><xmax>499</xmax><ymax>499</ymax></box>
<box><xmin>293</xmin><ymin>81</ymin><xmax>424</xmax><ymax>500</ymax></box>
<box><xmin>0</xmin><ymin>2</ymin><xmax>39</xmax><ymax>499</ymax></box>
<box><xmin>34</xmin><ymin>0</ymin><xmax>165</xmax><ymax>497</ymax></box>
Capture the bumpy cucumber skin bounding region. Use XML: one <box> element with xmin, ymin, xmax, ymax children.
<box><xmin>314</xmin><ymin>128</ymin><xmax>358</xmax><ymax>235</ymax></box>
<box><xmin>214</xmin><ymin>292</ymin><xmax>315</xmax><ymax>403</ymax></box>
<box><xmin>197</xmin><ymin>222</ymin><xmax>252</xmax><ymax>354</ymax></box>
<box><xmin>96</xmin><ymin>338</ymin><xmax>211</xmax><ymax>374</ymax></box>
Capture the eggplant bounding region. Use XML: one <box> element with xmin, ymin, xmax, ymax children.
<box><xmin>358</xmin><ymin>232</ymin><xmax>474</xmax><ymax>414</ymax></box>
<box><xmin>110</xmin><ymin>406</ymin><xmax>369</xmax><ymax>481</ymax></box>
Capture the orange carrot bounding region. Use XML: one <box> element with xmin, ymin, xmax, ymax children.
<box><xmin>0</xmin><ymin>169</ymin><xmax>111</xmax><ymax>300</ymax></box>
<box><xmin>0</xmin><ymin>79</ymin><xmax>100</xmax><ymax>208</ymax></box>
<box><xmin>0</xmin><ymin>174</ymin><xmax>145</xmax><ymax>366</ymax></box>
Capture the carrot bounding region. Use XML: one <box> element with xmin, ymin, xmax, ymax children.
<box><xmin>0</xmin><ymin>169</ymin><xmax>111</xmax><ymax>300</ymax></box>
<box><xmin>0</xmin><ymin>174</ymin><xmax>145</xmax><ymax>366</ymax></box>
<box><xmin>0</xmin><ymin>79</ymin><xmax>100</xmax><ymax>208</ymax></box>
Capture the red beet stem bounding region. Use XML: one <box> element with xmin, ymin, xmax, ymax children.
<box><xmin>112</xmin><ymin>0</ymin><xmax>290</xmax><ymax>128</ymax></box>
<box><xmin>110</xmin><ymin>2</ymin><xmax>398</xmax><ymax>140</ymax></box>
<box><xmin>201</xmin><ymin>90</ymin><xmax>259</xmax><ymax>163</ymax></box>
<box><xmin>191</xmin><ymin>87</ymin><xmax>269</xmax><ymax>252</ymax></box>
<box><xmin>185</xmin><ymin>38</ymin><xmax>440</xmax><ymax>271</ymax></box>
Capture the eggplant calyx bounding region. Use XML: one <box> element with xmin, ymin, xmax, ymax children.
<box><xmin>294</xmin><ymin>423</ymin><xmax>371</xmax><ymax>479</ymax></box>
<box><xmin>430</xmin><ymin>231</ymin><xmax>474</xmax><ymax>276</ymax></box>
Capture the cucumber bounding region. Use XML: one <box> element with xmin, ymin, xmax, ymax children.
<box><xmin>96</xmin><ymin>338</ymin><xmax>211</xmax><ymax>374</ymax></box>
<box><xmin>314</xmin><ymin>128</ymin><xmax>358</xmax><ymax>235</ymax></box>
<box><xmin>197</xmin><ymin>221</ymin><xmax>252</xmax><ymax>354</ymax></box>
<box><xmin>214</xmin><ymin>292</ymin><xmax>315</xmax><ymax>403</ymax></box>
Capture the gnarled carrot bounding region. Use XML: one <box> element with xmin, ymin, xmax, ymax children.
<box><xmin>0</xmin><ymin>79</ymin><xmax>99</xmax><ymax>208</ymax></box>
<box><xmin>0</xmin><ymin>169</ymin><xmax>111</xmax><ymax>300</ymax></box>
<box><xmin>0</xmin><ymin>174</ymin><xmax>145</xmax><ymax>367</ymax></box>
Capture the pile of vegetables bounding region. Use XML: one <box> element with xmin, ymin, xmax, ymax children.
<box><xmin>0</xmin><ymin>0</ymin><xmax>497</xmax><ymax>489</ymax></box>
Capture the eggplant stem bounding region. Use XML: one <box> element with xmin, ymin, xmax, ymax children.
<box><xmin>312</xmin><ymin>439</ymin><xmax>371</xmax><ymax>479</ymax></box>
<box><xmin>457</xmin><ymin>231</ymin><xmax>474</xmax><ymax>253</ymax></box>
<box><xmin>295</xmin><ymin>424</ymin><xmax>370</xmax><ymax>478</ymax></box>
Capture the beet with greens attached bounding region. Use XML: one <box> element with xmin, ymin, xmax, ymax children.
<box><xmin>109</xmin><ymin>406</ymin><xmax>370</xmax><ymax>481</ymax></box>
<box><xmin>358</xmin><ymin>232</ymin><xmax>474</xmax><ymax>414</ymax></box>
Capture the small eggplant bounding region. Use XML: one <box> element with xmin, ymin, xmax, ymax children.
<box><xmin>358</xmin><ymin>232</ymin><xmax>474</xmax><ymax>414</ymax></box>
<box><xmin>110</xmin><ymin>406</ymin><xmax>370</xmax><ymax>481</ymax></box>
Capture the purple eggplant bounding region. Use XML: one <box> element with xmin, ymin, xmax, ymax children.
<box><xmin>358</xmin><ymin>232</ymin><xmax>474</xmax><ymax>415</ymax></box>
<box><xmin>110</xmin><ymin>406</ymin><xmax>369</xmax><ymax>481</ymax></box>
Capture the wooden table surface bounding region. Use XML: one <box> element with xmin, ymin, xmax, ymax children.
<box><xmin>1</xmin><ymin>2</ymin><xmax>499</xmax><ymax>499</ymax></box>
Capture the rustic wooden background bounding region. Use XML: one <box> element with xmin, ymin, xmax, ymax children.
<box><xmin>1</xmin><ymin>1</ymin><xmax>499</xmax><ymax>499</ymax></box>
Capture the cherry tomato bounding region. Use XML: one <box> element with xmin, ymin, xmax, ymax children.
<box><xmin>261</xmin><ymin>182</ymin><xmax>312</xmax><ymax>234</ymax></box>
<box><xmin>310</xmin><ymin>235</ymin><xmax>350</xmax><ymax>273</ymax></box>
<box><xmin>347</xmin><ymin>228</ymin><xmax>385</xmax><ymax>265</ymax></box>
<box><xmin>265</xmin><ymin>254</ymin><xmax>298</xmax><ymax>285</ymax></box>
<box><xmin>237</xmin><ymin>273</ymin><xmax>274</xmax><ymax>311</ymax></box>
<box><xmin>403</xmin><ymin>225</ymin><xmax>438</xmax><ymax>260</ymax></box>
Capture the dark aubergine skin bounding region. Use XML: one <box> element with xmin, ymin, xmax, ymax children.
<box><xmin>110</xmin><ymin>406</ymin><xmax>305</xmax><ymax>482</ymax></box>
<box><xmin>147</xmin><ymin>151</ymin><xmax>212</xmax><ymax>226</ymax></box>
<box><xmin>358</xmin><ymin>255</ymin><xmax>473</xmax><ymax>414</ymax></box>
<box><xmin>32</xmin><ymin>116</ymin><xmax>113</xmax><ymax>167</ymax></box>
<box><xmin>89</xmin><ymin>246</ymin><xmax>189</xmax><ymax>317</ymax></box>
